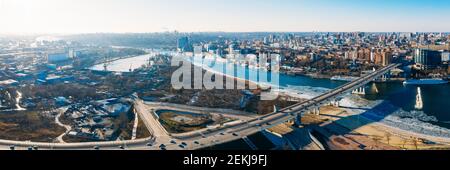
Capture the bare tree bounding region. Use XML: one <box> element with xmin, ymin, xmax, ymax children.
<box><xmin>372</xmin><ymin>135</ymin><xmax>382</xmax><ymax>148</ymax></box>
<box><xmin>412</xmin><ymin>137</ymin><xmax>419</xmax><ymax>150</ymax></box>
<box><xmin>401</xmin><ymin>138</ymin><xmax>408</xmax><ymax>149</ymax></box>
<box><xmin>385</xmin><ymin>133</ymin><xmax>392</xmax><ymax>145</ymax></box>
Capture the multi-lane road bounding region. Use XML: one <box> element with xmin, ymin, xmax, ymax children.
<box><xmin>0</xmin><ymin>64</ymin><xmax>400</xmax><ymax>150</ymax></box>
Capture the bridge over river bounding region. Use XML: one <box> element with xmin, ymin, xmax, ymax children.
<box><xmin>0</xmin><ymin>64</ymin><xmax>401</xmax><ymax>150</ymax></box>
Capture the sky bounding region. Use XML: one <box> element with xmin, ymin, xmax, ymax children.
<box><xmin>0</xmin><ymin>0</ymin><xmax>449</xmax><ymax>34</ymax></box>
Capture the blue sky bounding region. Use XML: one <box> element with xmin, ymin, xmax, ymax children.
<box><xmin>0</xmin><ymin>0</ymin><xmax>449</xmax><ymax>34</ymax></box>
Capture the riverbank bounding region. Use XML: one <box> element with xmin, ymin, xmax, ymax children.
<box><xmin>316</xmin><ymin>97</ymin><xmax>450</xmax><ymax>150</ymax></box>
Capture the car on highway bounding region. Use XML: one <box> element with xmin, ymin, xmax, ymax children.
<box><xmin>119</xmin><ymin>145</ymin><xmax>125</xmax><ymax>150</ymax></box>
<box><xmin>159</xmin><ymin>144</ymin><xmax>166</xmax><ymax>148</ymax></box>
<box><xmin>219</xmin><ymin>132</ymin><xmax>225</xmax><ymax>136</ymax></box>
<box><xmin>93</xmin><ymin>146</ymin><xmax>100</xmax><ymax>150</ymax></box>
<box><xmin>193</xmin><ymin>141</ymin><xmax>200</xmax><ymax>145</ymax></box>
<box><xmin>170</xmin><ymin>140</ymin><xmax>177</xmax><ymax>144</ymax></box>
<box><xmin>256</xmin><ymin>123</ymin><xmax>261</xmax><ymax>127</ymax></box>
<box><xmin>146</xmin><ymin>143</ymin><xmax>153</xmax><ymax>146</ymax></box>
<box><xmin>181</xmin><ymin>142</ymin><xmax>187</xmax><ymax>146</ymax></box>
<box><xmin>178</xmin><ymin>144</ymin><xmax>185</xmax><ymax>148</ymax></box>
<box><xmin>232</xmin><ymin>133</ymin><xmax>239</xmax><ymax>137</ymax></box>
<box><xmin>9</xmin><ymin>145</ymin><xmax>15</xmax><ymax>150</ymax></box>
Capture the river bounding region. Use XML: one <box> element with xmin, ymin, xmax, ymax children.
<box><xmin>90</xmin><ymin>54</ymin><xmax>450</xmax><ymax>134</ymax></box>
<box><xmin>90</xmin><ymin>54</ymin><xmax>155</xmax><ymax>72</ymax></box>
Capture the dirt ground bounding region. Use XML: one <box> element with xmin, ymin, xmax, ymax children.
<box><xmin>303</xmin><ymin>106</ymin><xmax>450</xmax><ymax>150</ymax></box>
<box><xmin>0</xmin><ymin>111</ymin><xmax>65</xmax><ymax>142</ymax></box>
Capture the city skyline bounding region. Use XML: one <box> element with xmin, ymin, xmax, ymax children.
<box><xmin>1</xmin><ymin>0</ymin><xmax>450</xmax><ymax>34</ymax></box>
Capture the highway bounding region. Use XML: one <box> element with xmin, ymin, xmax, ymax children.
<box><xmin>134</xmin><ymin>99</ymin><xmax>170</xmax><ymax>139</ymax></box>
<box><xmin>0</xmin><ymin>64</ymin><xmax>400</xmax><ymax>150</ymax></box>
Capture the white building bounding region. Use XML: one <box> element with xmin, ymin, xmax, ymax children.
<box><xmin>193</xmin><ymin>45</ymin><xmax>203</xmax><ymax>57</ymax></box>
<box><xmin>442</xmin><ymin>51</ymin><xmax>450</xmax><ymax>62</ymax></box>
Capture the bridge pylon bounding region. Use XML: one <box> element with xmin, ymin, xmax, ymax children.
<box><xmin>371</xmin><ymin>83</ymin><xmax>379</xmax><ymax>94</ymax></box>
<box><xmin>330</xmin><ymin>100</ymin><xmax>340</xmax><ymax>107</ymax></box>
<box><xmin>311</xmin><ymin>107</ymin><xmax>320</xmax><ymax>115</ymax></box>
<box><xmin>381</xmin><ymin>74</ymin><xmax>388</xmax><ymax>82</ymax></box>
<box><xmin>352</xmin><ymin>87</ymin><xmax>366</xmax><ymax>95</ymax></box>
<box><xmin>294</xmin><ymin>113</ymin><xmax>302</xmax><ymax>127</ymax></box>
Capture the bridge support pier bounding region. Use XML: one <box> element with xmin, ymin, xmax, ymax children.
<box><xmin>306</xmin><ymin>108</ymin><xmax>316</xmax><ymax>115</ymax></box>
<box><xmin>294</xmin><ymin>114</ymin><xmax>302</xmax><ymax>126</ymax></box>
<box><xmin>381</xmin><ymin>74</ymin><xmax>387</xmax><ymax>82</ymax></box>
<box><xmin>371</xmin><ymin>83</ymin><xmax>379</xmax><ymax>94</ymax></box>
<box><xmin>311</xmin><ymin>107</ymin><xmax>320</xmax><ymax>115</ymax></box>
<box><xmin>352</xmin><ymin>87</ymin><xmax>366</xmax><ymax>95</ymax></box>
<box><xmin>332</xmin><ymin>100</ymin><xmax>340</xmax><ymax>107</ymax></box>
<box><xmin>379</xmin><ymin>72</ymin><xmax>392</xmax><ymax>82</ymax></box>
<box><xmin>311</xmin><ymin>108</ymin><xmax>315</xmax><ymax>115</ymax></box>
<box><xmin>329</xmin><ymin>99</ymin><xmax>340</xmax><ymax>107</ymax></box>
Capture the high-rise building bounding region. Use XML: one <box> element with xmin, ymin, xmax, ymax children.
<box><xmin>370</xmin><ymin>49</ymin><xmax>375</xmax><ymax>63</ymax></box>
<box><xmin>177</xmin><ymin>36</ymin><xmax>191</xmax><ymax>52</ymax></box>
<box><xmin>414</xmin><ymin>49</ymin><xmax>442</xmax><ymax>70</ymax></box>
<box><xmin>193</xmin><ymin>45</ymin><xmax>203</xmax><ymax>56</ymax></box>
<box><xmin>441</xmin><ymin>51</ymin><xmax>450</xmax><ymax>62</ymax></box>
<box><xmin>263</xmin><ymin>37</ymin><xmax>268</xmax><ymax>44</ymax></box>
<box><xmin>228</xmin><ymin>44</ymin><xmax>234</xmax><ymax>55</ymax></box>
<box><xmin>374</xmin><ymin>51</ymin><xmax>383</xmax><ymax>65</ymax></box>
<box><xmin>382</xmin><ymin>50</ymin><xmax>393</xmax><ymax>66</ymax></box>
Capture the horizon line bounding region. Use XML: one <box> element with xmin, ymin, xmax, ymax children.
<box><xmin>2</xmin><ymin>31</ymin><xmax>450</xmax><ymax>36</ymax></box>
